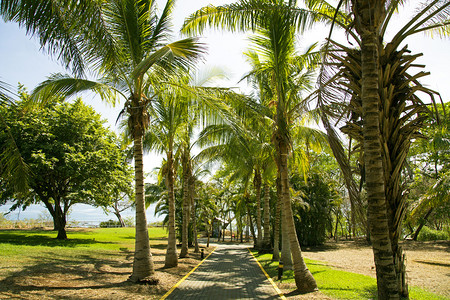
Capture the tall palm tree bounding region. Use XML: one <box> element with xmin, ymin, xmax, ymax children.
<box><xmin>183</xmin><ymin>0</ymin><xmax>321</xmax><ymax>292</ymax></box>
<box><xmin>144</xmin><ymin>76</ymin><xmax>193</xmax><ymax>267</ymax></box>
<box><xmin>313</xmin><ymin>0</ymin><xmax>450</xmax><ymax>297</ymax></box>
<box><xmin>30</xmin><ymin>0</ymin><xmax>205</xmax><ymax>281</ymax></box>
<box><xmin>177</xmin><ymin>67</ymin><xmax>227</xmax><ymax>258</ymax></box>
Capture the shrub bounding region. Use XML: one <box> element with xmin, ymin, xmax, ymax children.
<box><xmin>290</xmin><ymin>173</ymin><xmax>337</xmax><ymax>246</ymax></box>
<box><xmin>99</xmin><ymin>219</ymin><xmax>122</xmax><ymax>228</ymax></box>
<box><xmin>417</xmin><ymin>226</ymin><xmax>449</xmax><ymax>241</ymax></box>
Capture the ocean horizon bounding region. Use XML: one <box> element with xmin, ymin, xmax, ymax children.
<box><xmin>0</xmin><ymin>202</ymin><xmax>162</xmax><ymax>227</ymax></box>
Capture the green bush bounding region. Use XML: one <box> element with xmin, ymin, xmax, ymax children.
<box><xmin>290</xmin><ymin>173</ymin><xmax>336</xmax><ymax>246</ymax></box>
<box><xmin>418</xmin><ymin>226</ymin><xmax>449</xmax><ymax>241</ymax></box>
<box><xmin>99</xmin><ymin>219</ymin><xmax>122</xmax><ymax>228</ymax></box>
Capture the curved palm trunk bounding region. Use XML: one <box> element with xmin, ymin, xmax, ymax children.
<box><xmin>206</xmin><ymin>221</ymin><xmax>211</xmax><ymax>247</ymax></box>
<box><xmin>247</xmin><ymin>209</ymin><xmax>257</xmax><ymax>247</ymax></box>
<box><xmin>262</xmin><ymin>182</ymin><xmax>272</xmax><ymax>252</ymax></box>
<box><xmin>180</xmin><ymin>157</ymin><xmax>190</xmax><ymax>258</ymax></box>
<box><xmin>165</xmin><ymin>150</ymin><xmax>178</xmax><ymax>267</ymax></box>
<box><xmin>356</xmin><ymin>3</ymin><xmax>399</xmax><ymax>296</ymax></box>
<box><xmin>254</xmin><ymin>169</ymin><xmax>262</xmax><ymax>249</ymax></box>
<box><xmin>279</xmin><ymin>172</ymin><xmax>292</xmax><ymax>270</ymax></box>
<box><xmin>278</xmin><ymin>137</ymin><xmax>317</xmax><ymax>292</ymax></box>
<box><xmin>130</xmin><ymin>133</ymin><xmax>154</xmax><ymax>282</ymax></box>
<box><xmin>190</xmin><ymin>178</ymin><xmax>199</xmax><ymax>253</ymax></box>
<box><xmin>272</xmin><ymin>177</ymin><xmax>281</xmax><ymax>261</ymax></box>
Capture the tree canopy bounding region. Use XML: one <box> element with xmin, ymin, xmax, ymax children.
<box><xmin>0</xmin><ymin>90</ymin><xmax>132</xmax><ymax>239</ymax></box>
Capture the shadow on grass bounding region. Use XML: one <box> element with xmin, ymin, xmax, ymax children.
<box><xmin>0</xmin><ymin>251</ymin><xmax>135</xmax><ymax>295</ymax></box>
<box><xmin>0</xmin><ymin>232</ymin><xmax>113</xmax><ymax>248</ymax></box>
<box><xmin>319</xmin><ymin>285</ymin><xmax>377</xmax><ymax>299</ymax></box>
<box><xmin>252</xmin><ymin>251</ymin><xmax>379</xmax><ymax>300</ymax></box>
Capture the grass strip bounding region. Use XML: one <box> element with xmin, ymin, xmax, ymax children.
<box><xmin>251</xmin><ymin>251</ymin><xmax>448</xmax><ymax>300</ymax></box>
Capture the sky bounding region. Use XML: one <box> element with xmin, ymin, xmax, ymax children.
<box><xmin>1</xmin><ymin>1</ymin><xmax>449</xmax><ymax>223</ymax></box>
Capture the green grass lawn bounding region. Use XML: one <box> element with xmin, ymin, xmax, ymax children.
<box><xmin>252</xmin><ymin>251</ymin><xmax>448</xmax><ymax>300</ymax></box>
<box><xmin>0</xmin><ymin>227</ymin><xmax>167</xmax><ymax>251</ymax></box>
<box><xmin>0</xmin><ymin>227</ymin><xmax>168</xmax><ymax>277</ymax></box>
<box><xmin>0</xmin><ymin>227</ymin><xmax>174</xmax><ymax>299</ymax></box>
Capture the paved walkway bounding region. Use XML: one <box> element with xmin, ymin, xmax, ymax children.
<box><xmin>165</xmin><ymin>243</ymin><xmax>281</xmax><ymax>299</ymax></box>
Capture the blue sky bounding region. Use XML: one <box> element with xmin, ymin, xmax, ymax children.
<box><xmin>1</xmin><ymin>1</ymin><xmax>449</xmax><ymax>222</ymax></box>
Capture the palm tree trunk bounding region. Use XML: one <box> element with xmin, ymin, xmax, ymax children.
<box><xmin>130</xmin><ymin>132</ymin><xmax>154</xmax><ymax>281</ymax></box>
<box><xmin>180</xmin><ymin>159</ymin><xmax>189</xmax><ymax>258</ymax></box>
<box><xmin>272</xmin><ymin>177</ymin><xmax>281</xmax><ymax>261</ymax></box>
<box><xmin>356</xmin><ymin>5</ymin><xmax>399</xmax><ymax>296</ymax></box>
<box><xmin>247</xmin><ymin>209</ymin><xmax>257</xmax><ymax>247</ymax></box>
<box><xmin>191</xmin><ymin>188</ymin><xmax>199</xmax><ymax>253</ymax></box>
<box><xmin>278</xmin><ymin>138</ymin><xmax>317</xmax><ymax>292</ymax></box>
<box><xmin>279</xmin><ymin>175</ymin><xmax>292</xmax><ymax>270</ymax></box>
<box><xmin>254</xmin><ymin>169</ymin><xmax>262</xmax><ymax>249</ymax></box>
<box><xmin>165</xmin><ymin>150</ymin><xmax>178</xmax><ymax>267</ymax></box>
<box><xmin>206</xmin><ymin>221</ymin><xmax>211</xmax><ymax>247</ymax></box>
<box><xmin>262</xmin><ymin>182</ymin><xmax>272</xmax><ymax>252</ymax></box>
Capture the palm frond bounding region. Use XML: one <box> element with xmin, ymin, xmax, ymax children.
<box><xmin>147</xmin><ymin>0</ymin><xmax>174</xmax><ymax>49</ymax></box>
<box><xmin>132</xmin><ymin>37</ymin><xmax>206</xmax><ymax>79</ymax></box>
<box><xmin>181</xmin><ymin>0</ymin><xmax>321</xmax><ymax>36</ymax></box>
<box><xmin>0</xmin><ymin>115</ymin><xmax>30</xmax><ymax>194</ymax></box>
<box><xmin>31</xmin><ymin>73</ymin><xmax>121</xmax><ymax>105</ymax></box>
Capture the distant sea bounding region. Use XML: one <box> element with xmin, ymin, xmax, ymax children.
<box><xmin>0</xmin><ymin>202</ymin><xmax>162</xmax><ymax>227</ymax></box>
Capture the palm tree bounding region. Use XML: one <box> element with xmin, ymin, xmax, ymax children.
<box><xmin>144</xmin><ymin>75</ymin><xmax>195</xmax><ymax>267</ymax></box>
<box><xmin>177</xmin><ymin>67</ymin><xmax>228</xmax><ymax>258</ymax></box>
<box><xmin>30</xmin><ymin>0</ymin><xmax>204</xmax><ymax>281</ymax></box>
<box><xmin>313</xmin><ymin>0</ymin><xmax>450</xmax><ymax>297</ymax></box>
<box><xmin>196</xmin><ymin>181</ymin><xmax>219</xmax><ymax>247</ymax></box>
<box><xmin>197</xmin><ymin>106</ymin><xmax>272</xmax><ymax>248</ymax></box>
<box><xmin>183</xmin><ymin>0</ymin><xmax>321</xmax><ymax>292</ymax></box>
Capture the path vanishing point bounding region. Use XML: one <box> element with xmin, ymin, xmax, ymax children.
<box><xmin>162</xmin><ymin>242</ymin><xmax>284</xmax><ymax>299</ymax></box>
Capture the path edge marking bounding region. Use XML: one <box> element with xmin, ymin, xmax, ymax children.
<box><xmin>159</xmin><ymin>246</ymin><xmax>217</xmax><ymax>300</ymax></box>
<box><xmin>248</xmin><ymin>248</ymin><xmax>287</xmax><ymax>300</ymax></box>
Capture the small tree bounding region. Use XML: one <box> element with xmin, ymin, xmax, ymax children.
<box><xmin>0</xmin><ymin>92</ymin><xmax>129</xmax><ymax>239</ymax></box>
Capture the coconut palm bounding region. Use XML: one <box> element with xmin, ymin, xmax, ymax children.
<box><xmin>144</xmin><ymin>76</ymin><xmax>194</xmax><ymax>267</ymax></box>
<box><xmin>196</xmin><ymin>181</ymin><xmax>219</xmax><ymax>247</ymax></box>
<box><xmin>177</xmin><ymin>68</ymin><xmax>228</xmax><ymax>258</ymax></box>
<box><xmin>30</xmin><ymin>0</ymin><xmax>205</xmax><ymax>281</ymax></box>
<box><xmin>183</xmin><ymin>0</ymin><xmax>322</xmax><ymax>291</ymax></box>
<box><xmin>197</xmin><ymin>109</ymin><xmax>272</xmax><ymax>248</ymax></box>
<box><xmin>313</xmin><ymin>0</ymin><xmax>450</xmax><ymax>297</ymax></box>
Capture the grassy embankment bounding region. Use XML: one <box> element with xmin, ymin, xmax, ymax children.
<box><xmin>252</xmin><ymin>251</ymin><xmax>448</xmax><ymax>300</ymax></box>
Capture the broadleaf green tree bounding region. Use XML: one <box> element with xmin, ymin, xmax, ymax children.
<box><xmin>0</xmin><ymin>95</ymin><xmax>128</xmax><ymax>239</ymax></box>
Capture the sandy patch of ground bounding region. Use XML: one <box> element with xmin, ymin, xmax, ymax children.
<box><xmin>302</xmin><ymin>239</ymin><xmax>450</xmax><ymax>297</ymax></box>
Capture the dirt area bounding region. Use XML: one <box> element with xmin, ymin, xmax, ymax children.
<box><xmin>302</xmin><ymin>239</ymin><xmax>450</xmax><ymax>298</ymax></box>
<box><xmin>0</xmin><ymin>243</ymin><xmax>215</xmax><ymax>299</ymax></box>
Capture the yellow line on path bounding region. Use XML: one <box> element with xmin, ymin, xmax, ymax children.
<box><xmin>248</xmin><ymin>248</ymin><xmax>287</xmax><ymax>300</ymax></box>
<box><xmin>159</xmin><ymin>247</ymin><xmax>217</xmax><ymax>300</ymax></box>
